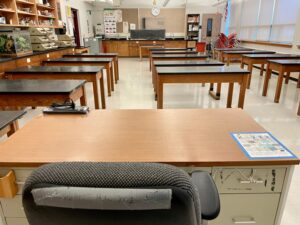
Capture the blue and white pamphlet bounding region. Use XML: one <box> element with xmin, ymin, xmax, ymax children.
<box><xmin>231</xmin><ymin>132</ymin><xmax>297</xmax><ymax>160</ymax></box>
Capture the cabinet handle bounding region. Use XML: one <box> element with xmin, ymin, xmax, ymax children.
<box><xmin>232</xmin><ymin>217</ymin><xmax>256</xmax><ymax>224</ymax></box>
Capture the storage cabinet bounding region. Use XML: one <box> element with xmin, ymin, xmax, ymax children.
<box><xmin>103</xmin><ymin>40</ymin><xmax>187</xmax><ymax>57</ymax></box>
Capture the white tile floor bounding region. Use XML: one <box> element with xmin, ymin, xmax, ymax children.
<box><xmin>2</xmin><ymin>58</ymin><xmax>300</xmax><ymax>224</ymax></box>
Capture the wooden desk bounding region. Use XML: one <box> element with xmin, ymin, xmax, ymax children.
<box><xmin>213</xmin><ymin>47</ymin><xmax>252</xmax><ymax>61</ymax></box>
<box><xmin>63</xmin><ymin>53</ymin><xmax>120</xmax><ymax>83</ymax></box>
<box><xmin>241</xmin><ymin>54</ymin><xmax>300</xmax><ymax>88</ymax></box>
<box><xmin>0</xmin><ymin>111</ymin><xmax>25</xmax><ymax>138</ymax></box>
<box><xmin>222</xmin><ymin>50</ymin><xmax>276</xmax><ymax>66</ymax></box>
<box><xmin>156</xmin><ymin>67</ymin><xmax>249</xmax><ymax>109</ymax></box>
<box><xmin>5</xmin><ymin>66</ymin><xmax>106</xmax><ymax>110</ymax></box>
<box><xmin>0</xmin><ymin>80</ymin><xmax>86</xmax><ymax>108</ymax></box>
<box><xmin>139</xmin><ymin>44</ymin><xmax>164</xmax><ymax>61</ymax></box>
<box><xmin>151</xmin><ymin>53</ymin><xmax>208</xmax><ymax>72</ymax></box>
<box><xmin>43</xmin><ymin>58</ymin><xmax>114</xmax><ymax>97</ymax></box>
<box><xmin>149</xmin><ymin>50</ymin><xmax>197</xmax><ymax>71</ymax></box>
<box><xmin>262</xmin><ymin>60</ymin><xmax>300</xmax><ymax>103</ymax></box>
<box><xmin>153</xmin><ymin>60</ymin><xmax>225</xmax><ymax>99</ymax></box>
<box><xmin>0</xmin><ymin>109</ymin><xmax>298</xmax><ymax>225</ymax></box>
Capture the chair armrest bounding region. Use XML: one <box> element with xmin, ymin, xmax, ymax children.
<box><xmin>191</xmin><ymin>171</ymin><xmax>220</xmax><ymax>220</ymax></box>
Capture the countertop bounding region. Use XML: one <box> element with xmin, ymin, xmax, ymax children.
<box><xmin>0</xmin><ymin>47</ymin><xmax>74</xmax><ymax>63</ymax></box>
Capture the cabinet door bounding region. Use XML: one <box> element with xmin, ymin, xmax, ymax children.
<box><xmin>105</xmin><ymin>41</ymin><xmax>118</xmax><ymax>53</ymax></box>
<box><xmin>208</xmin><ymin>194</ymin><xmax>280</xmax><ymax>225</ymax></box>
<box><xmin>117</xmin><ymin>41</ymin><xmax>129</xmax><ymax>56</ymax></box>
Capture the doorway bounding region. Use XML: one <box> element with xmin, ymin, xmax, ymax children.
<box><xmin>71</xmin><ymin>8</ymin><xmax>80</xmax><ymax>47</ymax></box>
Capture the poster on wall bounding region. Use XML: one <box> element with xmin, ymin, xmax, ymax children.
<box><xmin>130</xmin><ymin>23</ymin><xmax>136</xmax><ymax>30</ymax></box>
<box><xmin>104</xmin><ymin>9</ymin><xmax>123</xmax><ymax>35</ymax></box>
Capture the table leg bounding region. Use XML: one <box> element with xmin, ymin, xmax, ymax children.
<box><xmin>80</xmin><ymin>85</ymin><xmax>87</xmax><ymax>106</ymax></box>
<box><xmin>240</xmin><ymin>61</ymin><xmax>245</xmax><ymax>69</ymax></box>
<box><xmin>262</xmin><ymin>63</ymin><xmax>272</xmax><ymax>96</ymax></box>
<box><xmin>238</xmin><ymin>75</ymin><xmax>248</xmax><ymax>109</ymax></box>
<box><xmin>149</xmin><ymin>55</ymin><xmax>152</xmax><ymax>71</ymax></box>
<box><xmin>7</xmin><ymin>121</ymin><xmax>19</xmax><ymax>137</ymax></box>
<box><xmin>99</xmin><ymin>72</ymin><xmax>106</xmax><ymax>109</ymax></box>
<box><xmin>157</xmin><ymin>78</ymin><xmax>163</xmax><ymax>109</ymax></box>
<box><xmin>285</xmin><ymin>72</ymin><xmax>290</xmax><ymax>84</ymax></box>
<box><xmin>92</xmin><ymin>77</ymin><xmax>100</xmax><ymax>110</ymax></box>
<box><xmin>227</xmin><ymin>83</ymin><xmax>234</xmax><ymax>108</ymax></box>
<box><xmin>110</xmin><ymin>63</ymin><xmax>114</xmax><ymax>92</ymax></box>
<box><xmin>139</xmin><ymin>47</ymin><xmax>142</xmax><ymax>61</ymax></box>
<box><xmin>113</xmin><ymin>58</ymin><xmax>118</xmax><ymax>83</ymax></box>
<box><xmin>247</xmin><ymin>63</ymin><xmax>253</xmax><ymax>89</ymax></box>
<box><xmin>274</xmin><ymin>67</ymin><xmax>285</xmax><ymax>103</ymax></box>
<box><xmin>226</xmin><ymin>55</ymin><xmax>231</xmax><ymax>66</ymax></box>
<box><xmin>298</xmin><ymin>102</ymin><xmax>300</xmax><ymax>116</ymax></box>
<box><xmin>105</xmin><ymin>64</ymin><xmax>111</xmax><ymax>97</ymax></box>
<box><xmin>217</xmin><ymin>83</ymin><xmax>222</xmax><ymax>97</ymax></box>
<box><xmin>260</xmin><ymin>64</ymin><xmax>265</xmax><ymax>76</ymax></box>
<box><xmin>209</xmin><ymin>83</ymin><xmax>221</xmax><ymax>100</ymax></box>
<box><xmin>297</xmin><ymin>73</ymin><xmax>300</xmax><ymax>88</ymax></box>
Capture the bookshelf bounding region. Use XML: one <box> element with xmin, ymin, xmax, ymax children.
<box><xmin>186</xmin><ymin>14</ymin><xmax>200</xmax><ymax>49</ymax></box>
<box><xmin>0</xmin><ymin>0</ymin><xmax>60</xmax><ymax>28</ymax></box>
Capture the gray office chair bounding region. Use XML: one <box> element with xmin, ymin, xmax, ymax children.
<box><xmin>23</xmin><ymin>162</ymin><xmax>220</xmax><ymax>225</ymax></box>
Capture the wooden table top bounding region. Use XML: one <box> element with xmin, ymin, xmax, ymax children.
<box><xmin>152</xmin><ymin>54</ymin><xmax>208</xmax><ymax>58</ymax></box>
<box><xmin>268</xmin><ymin>59</ymin><xmax>300</xmax><ymax>65</ymax></box>
<box><xmin>223</xmin><ymin>50</ymin><xmax>276</xmax><ymax>55</ymax></box>
<box><xmin>151</xmin><ymin>51</ymin><xmax>198</xmax><ymax>55</ymax></box>
<box><xmin>44</xmin><ymin>58</ymin><xmax>113</xmax><ymax>63</ymax></box>
<box><xmin>214</xmin><ymin>47</ymin><xmax>252</xmax><ymax>51</ymax></box>
<box><xmin>0</xmin><ymin>109</ymin><xmax>298</xmax><ymax>167</ymax></box>
<box><xmin>156</xmin><ymin>66</ymin><xmax>249</xmax><ymax>75</ymax></box>
<box><xmin>64</xmin><ymin>53</ymin><xmax>118</xmax><ymax>57</ymax></box>
<box><xmin>243</xmin><ymin>54</ymin><xmax>300</xmax><ymax>59</ymax></box>
<box><xmin>0</xmin><ymin>80</ymin><xmax>86</xmax><ymax>94</ymax></box>
<box><xmin>150</xmin><ymin>48</ymin><xmax>188</xmax><ymax>51</ymax></box>
<box><xmin>0</xmin><ymin>111</ymin><xmax>26</xmax><ymax>130</ymax></box>
<box><xmin>154</xmin><ymin>60</ymin><xmax>224</xmax><ymax>67</ymax></box>
<box><xmin>6</xmin><ymin>66</ymin><xmax>104</xmax><ymax>74</ymax></box>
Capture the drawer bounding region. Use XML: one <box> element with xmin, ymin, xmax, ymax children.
<box><xmin>6</xmin><ymin>218</ymin><xmax>29</xmax><ymax>225</ymax></box>
<box><xmin>1</xmin><ymin>195</ymin><xmax>25</xmax><ymax>217</ymax></box>
<box><xmin>208</xmin><ymin>194</ymin><xmax>280</xmax><ymax>225</ymax></box>
<box><xmin>212</xmin><ymin>167</ymin><xmax>286</xmax><ymax>193</ymax></box>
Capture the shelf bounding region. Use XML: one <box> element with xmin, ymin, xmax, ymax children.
<box><xmin>0</xmin><ymin>8</ymin><xmax>16</xmax><ymax>13</ymax></box>
<box><xmin>38</xmin><ymin>15</ymin><xmax>55</xmax><ymax>19</ymax></box>
<box><xmin>36</xmin><ymin>4</ymin><xmax>55</xmax><ymax>10</ymax></box>
<box><xmin>18</xmin><ymin>11</ymin><xmax>36</xmax><ymax>16</ymax></box>
<box><xmin>16</xmin><ymin>0</ymin><xmax>35</xmax><ymax>5</ymax></box>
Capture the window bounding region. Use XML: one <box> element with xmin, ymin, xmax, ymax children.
<box><xmin>256</xmin><ymin>0</ymin><xmax>275</xmax><ymax>41</ymax></box>
<box><xmin>239</xmin><ymin>0</ymin><xmax>260</xmax><ymax>40</ymax></box>
<box><xmin>270</xmin><ymin>0</ymin><xmax>300</xmax><ymax>42</ymax></box>
<box><xmin>230</xmin><ymin>0</ymin><xmax>300</xmax><ymax>43</ymax></box>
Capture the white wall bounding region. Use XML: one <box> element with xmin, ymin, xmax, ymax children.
<box><xmin>59</xmin><ymin>0</ymin><xmax>94</xmax><ymax>45</ymax></box>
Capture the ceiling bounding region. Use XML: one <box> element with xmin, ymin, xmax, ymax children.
<box><xmin>85</xmin><ymin>0</ymin><xmax>223</xmax><ymax>8</ymax></box>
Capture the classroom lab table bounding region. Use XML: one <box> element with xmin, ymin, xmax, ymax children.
<box><xmin>0</xmin><ymin>111</ymin><xmax>26</xmax><ymax>138</ymax></box>
<box><xmin>43</xmin><ymin>58</ymin><xmax>114</xmax><ymax>97</ymax></box>
<box><xmin>139</xmin><ymin>44</ymin><xmax>164</xmax><ymax>61</ymax></box>
<box><xmin>241</xmin><ymin>54</ymin><xmax>300</xmax><ymax>88</ymax></box>
<box><xmin>222</xmin><ymin>50</ymin><xmax>276</xmax><ymax>66</ymax></box>
<box><xmin>151</xmin><ymin>53</ymin><xmax>208</xmax><ymax>72</ymax></box>
<box><xmin>63</xmin><ymin>53</ymin><xmax>120</xmax><ymax>83</ymax></box>
<box><xmin>213</xmin><ymin>47</ymin><xmax>253</xmax><ymax>61</ymax></box>
<box><xmin>262</xmin><ymin>60</ymin><xmax>300</xmax><ymax>103</ymax></box>
<box><xmin>0</xmin><ymin>80</ymin><xmax>87</xmax><ymax>108</ymax></box>
<box><xmin>5</xmin><ymin>66</ymin><xmax>106</xmax><ymax>110</ymax></box>
<box><xmin>156</xmin><ymin>66</ymin><xmax>250</xmax><ymax>109</ymax></box>
<box><xmin>152</xmin><ymin>60</ymin><xmax>225</xmax><ymax>99</ymax></box>
<box><xmin>149</xmin><ymin>50</ymin><xmax>198</xmax><ymax>71</ymax></box>
<box><xmin>0</xmin><ymin>109</ymin><xmax>298</xmax><ymax>225</ymax></box>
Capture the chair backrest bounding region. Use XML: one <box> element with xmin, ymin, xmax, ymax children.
<box><xmin>23</xmin><ymin>162</ymin><xmax>202</xmax><ymax>225</ymax></box>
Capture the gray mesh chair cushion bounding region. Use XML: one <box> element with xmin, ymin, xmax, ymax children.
<box><xmin>23</xmin><ymin>162</ymin><xmax>201</xmax><ymax>225</ymax></box>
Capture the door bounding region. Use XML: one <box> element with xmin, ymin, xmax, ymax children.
<box><xmin>71</xmin><ymin>8</ymin><xmax>80</xmax><ymax>47</ymax></box>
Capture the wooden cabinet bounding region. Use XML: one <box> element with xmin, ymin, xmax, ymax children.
<box><xmin>15</xmin><ymin>55</ymin><xmax>40</xmax><ymax>67</ymax></box>
<box><xmin>103</xmin><ymin>40</ymin><xmax>187</xmax><ymax>57</ymax></box>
